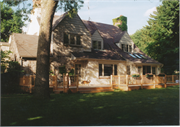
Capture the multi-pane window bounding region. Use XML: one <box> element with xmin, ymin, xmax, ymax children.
<box><xmin>92</xmin><ymin>41</ymin><xmax>102</xmax><ymax>50</ymax></box>
<box><xmin>76</xmin><ymin>35</ymin><xmax>81</xmax><ymax>45</ymax></box>
<box><xmin>64</xmin><ymin>33</ymin><xmax>69</xmax><ymax>44</ymax></box>
<box><xmin>122</xmin><ymin>44</ymin><xmax>125</xmax><ymax>51</ymax></box>
<box><xmin>64</xmin><ymin>33</ymin><xmax>81</xmax><ymax>45</ymax></box>
<box><xmin>129</xmin><ymin>45</ymin><xmax>132</xmax><ymax>52</ymax></box>
<box><xmin>121</xmin><ymin>44</ymin><xmax>132</xmax><ymax>53</ymax></box>
<box><xmin>99</xmin><ymin>64</ymin><xmax>102</xmax><ymax>76</ymax></box>
<box><xmin>70</xmin><ymin>34</ymin><xmax>75</xmax><ymax>45</ymax></box>
<box><xmin>143</xmin><ymin>66</ymin><xmax>151</xmax><ymax>75</ymax></box>
<box><xmin>75</xmin><ymin>64</ymin><xmax>81</xmax><ymax>76</ymax></box>
<box><xmin>99</xmin><ymin>64</ymin><xmax>117</xmax><ymax>76</ymax></box>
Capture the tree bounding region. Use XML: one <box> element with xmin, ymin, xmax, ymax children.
<box><xmin>131</xmin><ymin>0</ymin><xmax>179</xmax><ymax>74</ymax></box>
<box><xmin>33</xmin><ymin>0</ymin><xmax>83</xmax><ymax>99</ymax></box>
<box><xmin>0</xmin><ymin>2</ymin><xmax>24</xmax><ymax>42</ymax></box>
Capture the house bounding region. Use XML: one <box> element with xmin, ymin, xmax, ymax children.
<box><xmin>7</xmin><ymin>8</ymin><xmax>163</xmax><ymax>86</ymax></box>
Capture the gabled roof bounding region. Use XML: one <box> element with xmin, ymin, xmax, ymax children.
<box><xmin>52</xmin><ymin>12</ymin><xmax>68</xmax><ymax>30</ymax></box>
<box><xmin>12</xmin><ymin>33</ymin><xmax>38</xmax><ymax>58</ymax></box>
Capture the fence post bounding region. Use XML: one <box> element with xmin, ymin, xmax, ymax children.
<box><xmin>153</xmin><ymin>75</ymin><xmax>155</xmax><ymax>88</ymax></box>
<box><xmin>111</xmin><ymin>75</ymin><xmax>113</xmax><ymax>89</ymax></box>
<box><xmin>172</xmin><ymin>75</ymin><xmax>174</xmax><ymax>83</ymax></box>
<box><xmin>118</xmin><ymin>75</ymin><xmax>120</xmax><ymax>89</ymax></box>
<box><xmin>23</xmin><ymin>76</ymin><xmax>25</xmax><ymax>86</ymax></box>
<box><xmin>77</xmin><ymin>75</ymin><xmax>79</xmax><ymax>92</ymax></box>
<box><xmin>126</xmin><ymin>75</ymin><xmax>129</xmax><ymax>91</ymax></box>
<box><xmin>141</xmin><ymin>75</ymin><xmax>143</xmax><ymax>89</ymax></box>
<box><xmin>164</xmin><ymin>74</ymin><xmax>167</xmax><ymax>88</ymax></box>
<box><xmin>29</xmin><ymin>75</ymin><xmax>32</xmax><ymax>93</ymax></box>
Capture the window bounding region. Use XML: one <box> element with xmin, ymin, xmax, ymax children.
<box><xmin>143</xmin><ymin>66</ymin><xmax>151</xmax><ymax>75</ymax></box>
<box><xmin>99</xmin><ymin>64</ymin><xmax>102</xmax><ymax>76</ymax></box>
<box><xmin>104</xmin><ymin>64</ymin><xmax>113</xmax><ymax>76</ymax></box>
<box><xmin>127</xmin><ymin>66</ymin><xmax>130</xmax><ymax>75</ymax></box>
<box><xmin>121</xmin><ymin>44</ymin><xmax>132</xmax><ymax>53</ymax></box>
<box><xmin>92</xmin><ymin>41</ymin><xmax>101</xmax><ymax>50</ymax></box>
<box><xmin>122</xmin><ymin>44</ymin><xmax>125</xmax><ymax>51</ymax></box>
<box><xmin>70</xmin><ymin>34</ymin><xmax>75</xmax><ymax>45</ymax></box>
<box><xmin>64</xmin><ymin>33</ymin><xmax>81</xmax><ymax>45</ymax></box>
<box><xmin>99</xmin><ymin>64</ymin><xmax>117</xmax><ymax>76</ymax></box>
<box><xmin>64</xmin><ymin>33</ymin><xmax>69</xmax><ymax>44</ymax></box>
<box><xmin>114</xmin><ymin>65</ymin><xmax>117</xmax><ymax>75</ymax></box>
<box><xmin>152</xmin><ymin>67</ymin><xmax>156</xmax><ymax>74</ymax></box>
<box><xmin>129</xmin><ymin>45</ymin><xmax>132</xmax><ymax>53</ymax></box>
<box><xmin>75</xmin><ymin>64</ymin><xmax>81</xmax><ymax>76</ymax></box>
<box><xmin>126</xmin><ymin>45</ymin><xmax>128</xmax><ymax>52</ymax></box>
<box><xmin>76</xmin><ymin>35</ymin><xmax>81</xmax><ymax>45</ymax></box>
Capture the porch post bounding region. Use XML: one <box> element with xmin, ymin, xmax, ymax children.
<box><xmin>126</xmin><ymin>75</ymin><xmax>129</xmax><ymax>91</ymax></box>
<box><xmin>164</xmin><ymin>74</ymin><xmax>167</xmax><ymax>88</ymax></box>
<box><xmin>29</xmin><ymin>75</ymin><xmax>32</xmax><ymax>93</ymax></box>
<box><xmin>172</xmin><ymin>75</ymin><xmax>174</xmax><ymax>83</ymax></box>
<box><xmin>110</xmin><ymin>75</ymin><xmax>113</xmax><ymax>89</ymax></box>
<box><xmin>141</xmin><ymin>74</ymin><xmax>143</xmax><ymax>89</ymax></box>
<box><xmin>153</xmin><ymin>74</ymin><xmax>155</xmax><ymax>88</ymax></box>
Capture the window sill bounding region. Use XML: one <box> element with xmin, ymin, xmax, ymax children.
<box><xmin>99</xmin><ymin>76</ymin><xmax>110</xmax><ymax>79</ymax></box>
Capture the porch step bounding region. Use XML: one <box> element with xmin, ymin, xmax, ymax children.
<box><xmin>78</xmin><ymin>89</ymin><xmax>114</xmax><ymax>93</ymax></box>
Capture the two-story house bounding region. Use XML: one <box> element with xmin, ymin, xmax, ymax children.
<box><xmin>8</xmin><ymin>8</ymin><xmax>163</xmax><ymax>86</ymax></box>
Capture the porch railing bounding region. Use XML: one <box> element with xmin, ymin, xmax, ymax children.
<box><xmin>111</xmin><ymin>75</ymin><xmax>179</xmax><ymax>89</ymax></box>
<box><xmin>62</xmin><ymin>74</ymin><xmax>79</xmax><ymax>93</ymax></box>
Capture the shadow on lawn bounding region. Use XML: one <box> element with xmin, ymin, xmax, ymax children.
<box><xmin>1</xmin><ymin>86</ymin><xmax>179</xmax><ymax>126</ymax></box>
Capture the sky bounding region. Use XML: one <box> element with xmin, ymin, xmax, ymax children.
<box><xmin>23</xmin><ymin>0</ymin><xmax>162</xmax><ymax>35</ymax></box>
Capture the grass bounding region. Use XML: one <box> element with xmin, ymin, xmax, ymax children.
<box><xmin>1</xmin><ymin>85</ymin><xmax>179</xmax><ymax>126</ymax></box>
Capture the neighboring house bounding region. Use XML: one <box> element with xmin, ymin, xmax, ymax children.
<box><xmin>7</xmin><ymin>8</ymin><xmax>163</xmax><ymax>85</ymax></box>
<box><xmin>0</xmin><ymin>42</ymin><xmax>9</xmax><ymax>51</ymax></box>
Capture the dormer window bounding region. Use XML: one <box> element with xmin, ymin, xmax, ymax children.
<box><xmin>64</xmin><ymin>33</ymin><xmax>81</xmax><ymax>46</ymax></box>
<box><xmin>93</xmin><ymin>41</ymin><xmax>102</xmax><ymax>50</ymax></box>
<box><xmin>121</xmin><ymin>44</ymin><xmax>132</xmax><ymax>53</ymax></box>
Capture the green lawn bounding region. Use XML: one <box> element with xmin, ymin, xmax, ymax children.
<box><xmin>1</xmin><ymin>85</ymin><xmax>179</xmax><ymax>126</ymax></box>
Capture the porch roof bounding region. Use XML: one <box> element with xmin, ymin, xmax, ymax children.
<box><xmin>71</xmin><ymin>49</ymin><xmax>125</xmax><ymax>61</ymax></box>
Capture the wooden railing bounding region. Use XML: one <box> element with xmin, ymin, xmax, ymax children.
<box><xmin>19</xmin><ymin>75</ymin><xmax>57</xmax><ymax>93</ymax></box>
<box><xmin>63</xmin><ymin>74</ymin><xmax>79</xmax><ymax>93</ymax></box>
<box><xmin>111</xmin><ymin>75</ymin><xmax>179</xmax><ymax>89</ymax></box>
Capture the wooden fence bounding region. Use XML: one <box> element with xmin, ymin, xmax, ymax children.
<box><xmin>111</xmin><ymin>75</ymin><xmax>179</xmax><ymax>89</ymax></box>
<box><xmin>19</xmin><ymin>75</ymin><xmax>57</xmax><ymax>93</ymax></box>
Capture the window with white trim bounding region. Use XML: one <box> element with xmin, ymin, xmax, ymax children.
<box><xmin>64</xmin><ymin>33</ymin><xmax>81</xmax><ymax>45</ymax></box>
<box><xmin>121</xmin><ymin>44</ymin><xmax>132</xmax><ymax>53</ymax></box>
<box><xmin>99</xmin><ymin>64</ymin><xmax>117</xmax><ymax>76</ymax></box>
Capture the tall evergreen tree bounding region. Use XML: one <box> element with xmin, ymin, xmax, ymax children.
<box><xmin>131</xmin><ymin>0</ymin><xmax>179</xmax><ymax>74</ymax></box>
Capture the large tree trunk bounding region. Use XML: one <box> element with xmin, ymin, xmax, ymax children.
<box><xmin>34</xmin><ymin>0</ymin><xmax>58</xmax><ymax>99</ymax></box>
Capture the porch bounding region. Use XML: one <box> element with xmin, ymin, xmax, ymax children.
<box><xmin>19</xmin><ymin>74</ymin><xmax>179</xmax><ymax>93</ymax></box>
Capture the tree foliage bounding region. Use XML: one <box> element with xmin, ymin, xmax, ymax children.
<box><xmin>131</xmin><ymin>0</ymin><xmax>179</xmax><ymax>74</ymax></box>
<box><xmin>0</xmin><ymin>2</ymin><xmax>24</xmax><ymax>42</ymax></box>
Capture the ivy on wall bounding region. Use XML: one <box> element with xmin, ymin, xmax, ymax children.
<box><xmin>113</xmin><ymin>15</ymin><xmax>127</xmax><ymax>31</ymax></box>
